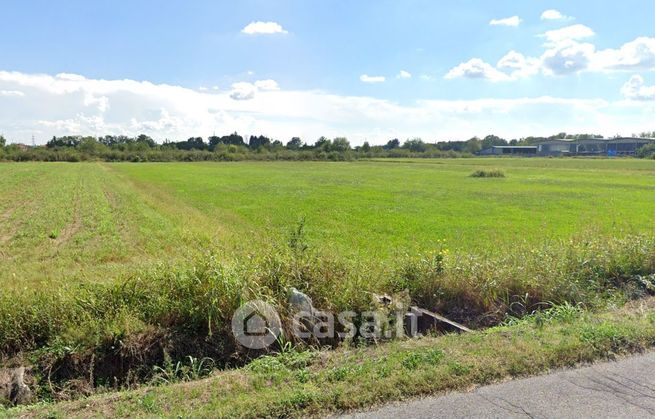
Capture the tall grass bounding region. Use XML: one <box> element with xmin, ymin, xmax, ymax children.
<box><xmin>0</xmin><ymin>234</ymin><xmax>654</xmax><ymax>399</ymax></box>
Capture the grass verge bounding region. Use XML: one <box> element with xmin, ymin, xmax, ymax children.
<box><xmin>7</xmin><ymin>297</ymin><xmax>655</xmax><ymax>418</ymax></box>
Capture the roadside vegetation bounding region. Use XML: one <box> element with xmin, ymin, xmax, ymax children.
<box><xmin>1</xmin><ymin>232</ymin><xmax>654</xmax><ymax>406</ymax></box>
<box><xmin>9</xmin><ymin>297</ymin><xmax>655</xmax><ymax>418</ymax></box>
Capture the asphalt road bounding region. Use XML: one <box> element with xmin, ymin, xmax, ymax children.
<box><xmin>344</xmin><ymin>352</ymin><xmax>655</xmax><ymax>418</ymax></box>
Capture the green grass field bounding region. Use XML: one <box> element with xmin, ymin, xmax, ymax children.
<box><xmin>2</xmin><ymin>158</ymin><xmax>655</xmax><ymax>286</ymax></box>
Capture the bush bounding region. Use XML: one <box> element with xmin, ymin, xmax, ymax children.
<box><xmin>470</xmin><ymin>169</ymin><xmax>506</xmax><ymax>178</ymax></box>
<box><xmin>636</xmin><ymin>143</ymin><xmax>655</xmax><ymax>159</ymax></box>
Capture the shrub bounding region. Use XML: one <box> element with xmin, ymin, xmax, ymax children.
<box><xmin>470</xmin><ymin>169</ymin><xmax>505</xmax><ymax>178</ymax></box>
<box><xmin>636</xmin><ymin>143</ymin><xmax>655</xmax><ymax>159</ymax></box>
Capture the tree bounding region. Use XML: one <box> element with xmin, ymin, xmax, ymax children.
<box><xmin>361</xmin><ymin>141</ymin><xmax>371</xmax><ymax>152</ymax></box>
<box><xmin>402</xmin><ymin>138</ymin><xmax>426</xmax><ymax>152</ymax></box>
<box><xmin>331</xmin><ymin>137</ymin><xmax>351</xmax><ymax>152</ymax></box>
<box><xmin>286</xmin><ymin>137</ymin><xmax>303</xmax><ymax>150</ymax></box>
<box><xmin>435</xmin><ymin>140</ymin><xmax>467</xmax><ymax>152</ymax></box>
<box><xmin>0</xmin><ymin>135</ymin><xmax>6</xmax><ymax>147</ymax></box>
<box><xmin>549</xmin><ymin>132</ymin><xmax>567</xmax><ymax>140</ymax></box>
<box><xmin>313</xmin><ymin>136</ymin><xmax>331</xmax><ymax>150</ymax></box>
<box><xmin>270</xmin><ymin>140</ymin><xmax>284</xmax><ymax>149</ymax></box>
<box><xmin>464</xmin><ymin>137</ymin><xmax>481</xmax><ymax>153</ymax></box>
<box><xmin>135</xmin><ymin>134</ymin><xmax>156</xmax><ymax>148</ymax></box>
<box><xmin>384</xmin><ymin>138</ymin><xmax>400</xmax><ymax>150</ymax></box>
<box><xmin>209</xmin><ymin>132</ymin><xmax>245</xmax><ymax>150</ymax></box>
<box><xmin>174</xmin><ymin>137</ymin><xmax>206</xmax><ymax>150</ymax></box>
<box><xmin>480</xmin><ymin>135</ymin><xmax>508</xmax><ymax>149</ymax></box>
<box><xmin>100</xmin><ymin>135</ymin><xmax>133</xmax><ymax>149</ymax></box>
<box><xmin>46</xmin><ymin>136</ymin><xmax>82</xmax><ymax>148</ymax></box>
<box><xmin>78</xmin><ymin>137</ymin><xmax>107</xmax><ymax>154</ymax></box>
<box><xmin>637</xmin><ymin>143</ymin><xmax>655</xmax><ymax>158</ymax></box>
<box><xmin>249</xmin><ymin>135</ymin><xmax>271</xmax><ymax>149</ymax></box>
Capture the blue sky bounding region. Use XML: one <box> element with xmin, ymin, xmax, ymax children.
<box><xmin>1</xmin><ymin>0</ymin><xmax>655</xmax><ymax>144</ymax></box>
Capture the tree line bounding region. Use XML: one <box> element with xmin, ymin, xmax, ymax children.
<box><xmin>0</xmin><ymin>133</ymin><xmax>472</xmax><ymax>162</ymax></box>
<box><xmin>0</xmin><ymin>132</ymin><xmax>653</xmax><ymax>162</ymax></box>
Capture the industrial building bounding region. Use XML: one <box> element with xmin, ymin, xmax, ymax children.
<box><xmin>479</xmin><ymin>138</ymin><xmax>655</xmax><ymax>157</ymax></box>
<box><xmin>478</xmin><ymin>146</ymin><xmax>537</xmax><ymax>156</ymax></box>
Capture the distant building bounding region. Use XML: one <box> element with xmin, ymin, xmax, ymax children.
<box><xmin>537</xmin><ymin>138</ymin><xmax>655</xmax><ymax>156</ymax></box>
<box><xmin>478</xmin><ymin>146</ymin><xmax>537</xmax><ymax>156</ymax></box>
<box><xmin>479</xmin><ymin>138</ymin><xmax>655</xmax><ymax>157</ymax></box>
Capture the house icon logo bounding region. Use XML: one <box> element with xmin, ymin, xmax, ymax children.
<box><xmin>231</xmin><ymin>300</ymin><xmax>282</xmax><ymax>349</ymax></box>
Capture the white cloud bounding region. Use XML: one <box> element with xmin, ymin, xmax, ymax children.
<box><xmin>497</xmin><ymin>51</ymin><xmax>541</xmax><ymax>78</ymax></box>
<box><xmin>542</xmin><ymin>24</ymin><xmax>595</xmax><ymax>44</ymax></box>
<box><xmin>541</xmin><ymin>41</ymin><xmax>596</xmax><ymax>75</ymax></box>
<box><xmin>359</xmin><ymin>74</ymin><xmax>386</xmax><ymax>83</ymax></box>
<box><xmin>55</xmin><ymin>73</ymin><xmax>86</xmax><ymax>81</ymax></box>
<box><xmin>0</xmin><ymin>90</ymin><xmax>24</xmax><ymax>97</ymax></box>
<box><xmin>241</xmin><ymin>21</ymin><xmax>288</xmax><ymax>35</ymax></box>
<box><xmin>83</xmin><ymin>92</ymin><xmax>110</xmax><ymax>112</ymax></box>
<box><xmin>593</xmin><ymin>37</ymin><xmax>655</xmax><ymax>71</ymax></box>
<box><xmin>228</xmin><ymin>79</ymin><xmax>280</xmax><ymax>100</ymax></box>
<box><xmin>621</xmin><ymin>75</ymin><xmax>655</xmax><ymax>100</ymax></box>
<box><xmin>540</xmin><ymin>9</ymin><xmax>572</xmax><ymax>21</ymax></box>
<box><xmin>447</xmin><ymin>23</ymin><xmax>655</xmax><ymax>80</ymax></box>
<box><xmin>1</xmin><ymin>69</ymin><xmax>655</xmax><ymax>145</ymax></box>
<box><xmin>446</xmin><ymin>52</ymin><xmax>540</xmax><ymax>82</ymax></box>
<box><xmin>254</xmin><ymin>79</ymin><xmax>280</xmax><ymax>91</ymax></box>
<box><xmin>397</xmin><ymin>70</ymin><xmax>412</xmax><ymax>79</ymax></box>
<box><xmin>445</xmin><ymin>58</ymin><xmax>511</xmax><ymax>82</ymax></box>
<box><xmin>229</xmin><ymin>82</ymin><xmax>258</xmax><ymax>100</ymax></box>
<box><xmin>489</xmin><ymin>16</ymin><xmax>521</xmax><ymax>27</ymax></box>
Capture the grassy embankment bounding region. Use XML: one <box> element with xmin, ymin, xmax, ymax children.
<box><xmin>9</xmin><ymin>298</ymin><xmax>655</xmax><ymax>418</ymax></box>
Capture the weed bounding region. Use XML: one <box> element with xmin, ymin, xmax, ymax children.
<box><xmin>140</xmin><ymin>392</ymin><xmax>159</xmax><ymax>413</ymax></box>
<box><xmin>151</xmin><ymin>355</ymin><xmax>215</xmax><ymax>385</ymax></box>
<box><xmin>580</xmin><ymin>323</ymin><xmax>631</xmax><ymax>355</ymax></box>
<box><xmin>447</xmin><ymin>361</ymin><xmax>471</xmax><ymax>376</ymax></box>
<box><xmin>401</xmin><ymin>348</ymin><xmax>444</xmax><ymax>370</ymax></box>
<box><xmin>289</xmin><ymin>217</ymin><xmax>309</xmax><ymax>253</ymax></box>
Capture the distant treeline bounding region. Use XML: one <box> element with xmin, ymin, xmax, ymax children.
<box><xmin>0</xmin><ymin>132</ymin><xmax>654</xmax><ymax>162</ymax></box>
<box><xmin>0</xmin><ymin>133</ymin><xmax>474</xmax><ymax>162</ymax></box>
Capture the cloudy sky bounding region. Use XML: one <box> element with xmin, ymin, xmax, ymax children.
<box><xmin>1</xmin><ymin>0</ymin><xmax>655</xmax><ymax>145</ymax></box>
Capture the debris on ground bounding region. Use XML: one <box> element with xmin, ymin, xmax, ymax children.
<box><xmin>0</xmin><ymin>367</ymin><xmax>32</xmax><ymax>406</ymax></box>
